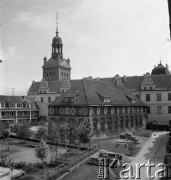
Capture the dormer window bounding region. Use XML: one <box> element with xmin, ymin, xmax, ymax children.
<box><xmin>64</xmin><ymin>97</ymin><xmax>74</xmax><ymax>103</ymax></box>
<box><xmin>97</xmin><ymin>93</ymin><xmax>111</xmax><ymax>103</ymax></box>
<box><xmin>104</xmin><ymin>97</ymin><xmax>111</xmax><ymax>103</ymax></box>
<box><xmin>63</xmin><ymin>91</ymin><xmax>79</xmax><ymax>103</ymax></box>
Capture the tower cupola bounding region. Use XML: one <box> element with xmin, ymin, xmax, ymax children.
<box><xmin>52</xmin><ymin>13</ymin><xmax>63</xmax><ymax>60</ymax></box>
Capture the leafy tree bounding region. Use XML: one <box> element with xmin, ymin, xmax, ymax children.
<box><xmin>127</xmin><ymin>141</ymin><xmax>135</xmax><ymax>156</ymax></box>
<box><xmin>77</xmin><ymin>119</ymin><xmax>92</xmax><ymax>147</ymax></box>
<box><xmin>35</xmin><ymin>126</ymin><xmax>47</xmax><ymax>140</ymax></box>
<box><xmin>35</xmin><ymin>139</ymin><xmax>49</xmax><ymax>174</ymax></box>
<box><xmin>16</xmin><ymin>123</ymin><xmax>32</xmax><ymax>142</ymax></box>
<box><xmin>0</xmin><ymin>122</ymin><xmax>9</xmax><ymax>141</ymax></box>
<box><xmin>59</xmin><ymin>122</ymin><xmax>70</xmax><ymax>149</ymax></box>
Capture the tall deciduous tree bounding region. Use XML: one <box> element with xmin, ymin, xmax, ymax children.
<box><xmin>0</xmin><ymin>122</ymin><xmax>9</xmax><ymax>141</ymax></box>
<box><xmin>35</xmin><ymin>139</ymin><xmax>49</xmax><ymax>174</ymax></box>
<box><xmin>77</xmin><ymin>119</ymin><xmax>92</xmax><ymax>147</ymax></box>
<box><xmin>59</xmin><ymin>122</ymin><xmax>70</xmax><ymax>149</ymax></box>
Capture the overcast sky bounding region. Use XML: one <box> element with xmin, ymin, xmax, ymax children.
<box><xmin>0</xmin><ymin>0</ymin><xmax>171</xmax><ymax>95</ymax></box>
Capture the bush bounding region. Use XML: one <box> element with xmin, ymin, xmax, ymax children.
<box><xmin>14</xmin><ymin>161</ymin><xmax>26</xmax><ymax>169</ymax></box>
<box><xmin>133</xmin><ymin>130</ymin><xmax>152</xmax><ymax>137</ymax></box>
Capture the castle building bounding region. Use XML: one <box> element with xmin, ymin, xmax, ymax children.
<box><xmin>28</xmin><ymin>18</ymin><xmax>71</xmax><ymax>120</ymax></box>
<box><xmin>0</xmin><ymin>96</ymin><xmax>39</xmax><ymax>125</ymax></box>
<box><xmin>100</xmin><ymin>62</ymin><xmax>171</xmax><ymax>130</ymax></box>
<box><xmin>48</xmin><ymin>79</ymin><xmax>148</xmax><ymax>136</ymax></box>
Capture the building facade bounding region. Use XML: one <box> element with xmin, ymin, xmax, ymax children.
<box><xmin>100</xmin><ymin>62</ymin><xmax>171</xmax><ymax>129</ymax></box>
<box><xmin>48</xmin><ymin>79</ymin><xmax>148</xmax><ymax>136</ymax></box>
<box><xmin>28</xmin><ymin>20</ymin><xmax>71</xmax><ymax>120</ymax></box>
<box><xmin>0</xmin><ymin>96</ymin><xmax>39</xmax><ymax>125</ymax></box>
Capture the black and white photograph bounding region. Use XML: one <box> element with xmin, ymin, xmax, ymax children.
<box><xmin>0</xmin><ymin>0</ymin><xmax>171</xmax><ymax>179</ymax></box>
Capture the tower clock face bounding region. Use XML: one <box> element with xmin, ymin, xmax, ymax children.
<box><xmin>49</xmin><ymin>107</ymin><xmax>54</xmax><ymax>115</ymax></box>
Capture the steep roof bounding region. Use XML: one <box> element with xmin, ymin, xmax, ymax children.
<box><xmin>50</xmin><ymin>79</ymin><xmax>146</xmax><ymax>107</ymax></box>
<box><xmin>28</xmin><ymin>80</ymin><xmax>62</xmax><ymax>94</ymax></box>
<box><xmin>42</xmin><ymin>57</ymin><xmax>71</xmax><ymax>69</ymax></box>
<box><xmin>100</xmin><ymin>74</ymin><xmax>171</xmax><ymax>91</ymax></box>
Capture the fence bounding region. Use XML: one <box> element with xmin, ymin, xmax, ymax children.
<box><xmin>37</xmin><ymin>144</ymin><xmax>99</xmax><ymax>180</ymax></box>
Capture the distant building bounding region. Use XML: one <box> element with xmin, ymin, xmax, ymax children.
<box><xmin>0</xmin><ymin>95</ymin><xmax>39</xmax><ymax>125</ymax></box>
<box><xmin>100</xmin><ymin>62</ymin><xmax>171</xmax><ymax>129</ymax></box>
<box><xmin>48</xmin><ymin>79</ymin><xmax>147</xmax><ymax>136</ymax></box>
<box><xmin>28</xmin><ymin>19</ymin><xmax>71</xmax><ymax>120</ymax></box>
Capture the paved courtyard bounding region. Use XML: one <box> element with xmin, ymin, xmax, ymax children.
<box><xmin>125</xmin><ymin>131</ymin><xmax>169</xmax><ymax>180</ymax></box>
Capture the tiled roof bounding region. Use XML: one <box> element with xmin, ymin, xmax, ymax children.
<box><xmin>0</xmin><ymin>95</ymin><xmax>36</xmax><ymax>103</ymax></box>
<box><xmin>28</xmin><ymin>80</ymin><xmax>61</xmax><ymax>94</ymax></box>
<box><xmin>50</xmin><ymin>79</ymin><xmax>146</xmax><ymax>107</ymax></box>
<box><xmin>100</xmin><ymin>74</ymin><xmax>171</xmax><ymax>91</ymax></box>
<box><xmin>0</xmin><ymin>96</ymin><xmax>23</xmax><ymax>103</ymax></box>
<box><xmin>42</xmin><ymin>57</ymin><xmax>70</xmax><ymax>69</ymax></box>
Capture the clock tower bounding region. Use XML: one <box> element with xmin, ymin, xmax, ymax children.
<box><xmin>42</xmin><ymin>14</ymin><xmax>71</xmax><ymax>81</ymax></box>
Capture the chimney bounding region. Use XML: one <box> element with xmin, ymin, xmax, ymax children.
<box><xmin>32</xmin><ymin>80</ymin><xmax>35</xmax><ymax>85</ymax></box>
<box><xmin>123</xmin><ymin>75</ymin><xmax>126</xmax><ymax>82</ymax></box>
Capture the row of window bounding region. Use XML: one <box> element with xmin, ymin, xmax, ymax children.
<box><xmin>146</xmin><ymin>93</ymin><xmax>171</xmax><ymax>102</ymax></box>
<box><xmin>40</xmin><ymin>97</ymin><xmax>58</xmax><ymax>103</ymax></box>
<box><xmin>46</xmin><ymin>72</ymin><xmax>55</xmax><ymax>77</ymax></box>
<box><xmin>147</xmin><ymin>106</ymin><xmax>171</xmax><ymax>114</ymax></box>
<box><xmin>1</xmin><ymin>103</ymin><xmax>35</xmax><ymax>108</ymax></box>
<box><xmin>61</xmin><ymin>72</ymin><xmax>69</xmax><ymax>77</ymax></box>
<box><xmin>49</xmin><ymin>106</ymin><xmax>146</xmax><ymax>116</ymax></box>
<box><xmin>143</xmin><ymin>86</ymin><xmax>153</xmax><ymax>91</ymax></box>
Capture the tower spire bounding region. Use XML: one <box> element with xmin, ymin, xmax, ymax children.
<box><xmin>56</xmin><ymin>12</ymin><xmax>58</xmax><ymax>37</ymax></box>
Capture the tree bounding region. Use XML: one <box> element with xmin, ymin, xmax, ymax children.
<box><xmin>35</xmin><ymin>126</ymin><xmax>47</xmax><ymax>140</ymax></box>
<box><xmin>0</xmin><ymin>122</ymin><xmax>9</xmax><ymax>141</ymax></box>
<box><xmin>77</xmin><ymin>119</ymin><xmax>92</xmax><ymax>147</ymax></box>
<box><xmin>59</xmin><ymin>122</ymin><xmax>70</xmax><ymax>149</ymax></box>
<box><xmin>35</xmin><ymin>139</ymin><xmax>49</xmax><ymax>174</ymax></box>
<box><xmin>127</xmin><ymin>141</ymin><xmax>135</xmax><ymax>156</ymax></box>
<box><xmin>16</xmin><ymin>123</ymin><xmax>32</xmax><ymax>142</ymax></box>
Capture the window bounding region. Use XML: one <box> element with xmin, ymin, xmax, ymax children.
<box><xmin>41</xmin><ymin>97</ymin><xmax>43</xmax><ymax>102</ymax></box>
<box><xmin>62</xmin><ymin>72</ymin><xmax>63</xmax><ymax>76</ymax></box>
<box><xmin>157</xmin><ymin>94</ymin><xmax>161</xmax><ymax>101</ymax></box>
<box><xmin>147</xmin><ymin>106</ymin><xmax>150</xmax><ymax>113</ymax></box>
<box><xmin>64</xmin><ymin>97</ymin><xmax>74</xmax><ymax>103</ymax></box>
<box><xmin>1</xmin><ymin>103</ymin><xmax>5</xmax><ymax>108</ymax></box>
<box><xmin>53</xmin><ymin>72</ymin><xmax>55</xmax><ymax>76</ymax></box>
<box><xmin>135</xmin><ymin>94</ymin><xmax>140</xmax><ymax>99</ymax></box>
<box><xmin>67</xmin><ymin>73</ymin><xmax>68</xmax><ymax>77</ymax></box>
<box><xmin>168</xmin><ymin>93</ymin><xmax>171</xmax><ymax>101</ymax></box>
<box><xmin>146</xmin><ymin>94</ymin><xmax>150</xmax><ymax>101</ymax></box>
<box><xmin>56</xmin><ymin>97</ymin><xmax>58</xmax><ymax>100</ymax></box>
<box><xmin>157</xmin><ymin>106</ymin><xmax>161</xmax><ymax>114</ymax></box>
<box><xmin>50</xmin><ymin>72</ymin><xmax>51</xmax><ymax>76</ymax></box>
<box><xmin>149</xmin><ymin>87</ymin><xmax>152</xmax><ymax>90</ymax></box>
<box><xmin>104</xmin><ymin>97</ymin><xmax>110</xmax><ymax>103</ymax></box>
<box><xmin>17</xmin><ymin>103</ymin><xmax>22</xmax><ymax>108</ymax></box>
<box><xmin>144</xmin><ymin>87</ymin><xmax>147</xmax><ymax>90</ymax></box>
<box><xmin>47</xmin><ymin>72</ymin><xmax>48</xmax><ymax>76</ymax></box>
<box><xmin>48</xmin><ymin>97</ymin><xmax>51</xmax><ymax>103</ymax></box>
<box><xmin>168</xmin><ymin>106</ymin><xmax>171</xmax><ymax>114</ymax></box>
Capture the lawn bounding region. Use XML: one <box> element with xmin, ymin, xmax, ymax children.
<box><xmin>0</xmin><ymin>138</ymin><xmax>81</xmax><ymax>179</ymax></box>
<box><xmin>62</xmin><ymin>133</ymin><xmax>150</xmax><ymax>180</ymax></box>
